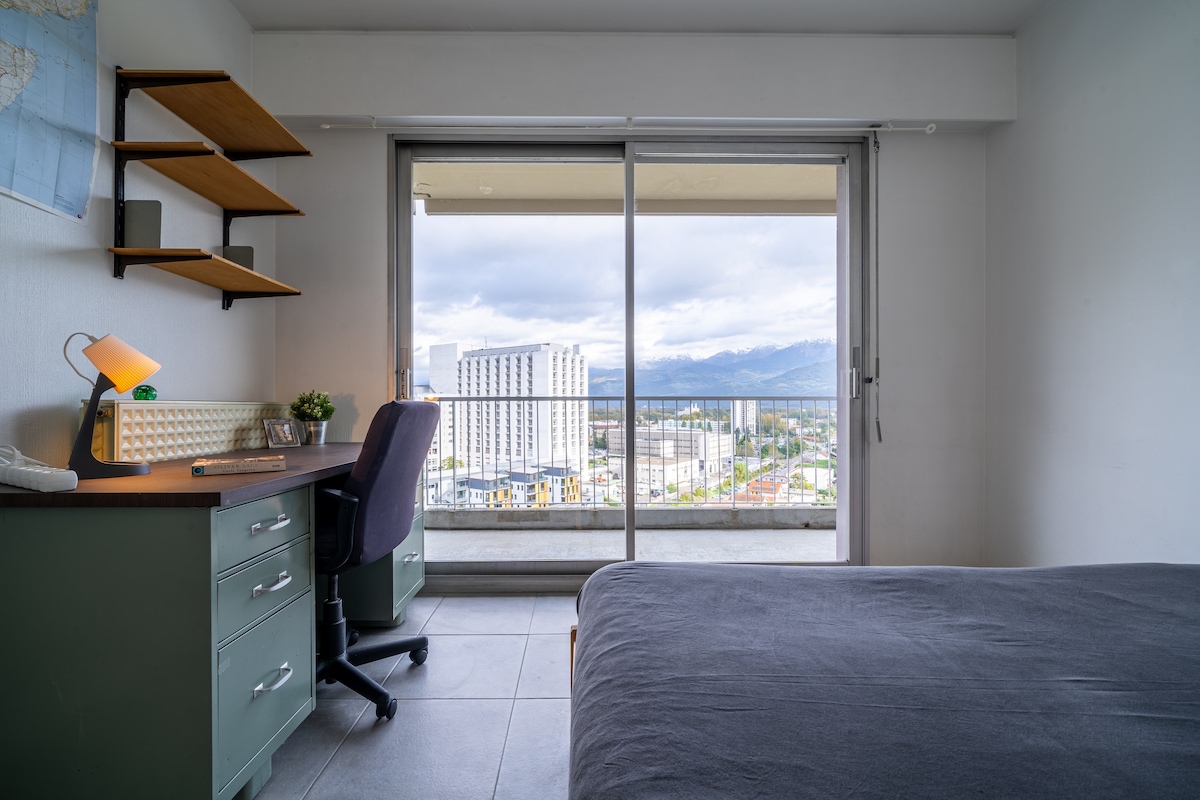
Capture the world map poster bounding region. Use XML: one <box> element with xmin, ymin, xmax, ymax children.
<box><xmin>0</xmin><ymin>0</ymin><xmax>97</xmax><ymax>221</ymax></box>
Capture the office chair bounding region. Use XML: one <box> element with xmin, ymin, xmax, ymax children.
<box><xmin>314</xmin><ymin>400</ymin><xmax>440</xmax><ymax>720</ymax></box>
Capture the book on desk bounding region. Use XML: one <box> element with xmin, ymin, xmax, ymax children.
<box><xmin>191</xmin><ymin>454</ymin><xmax>286</xmax><ymax>476</ymax></box>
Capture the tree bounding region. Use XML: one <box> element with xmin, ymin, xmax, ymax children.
<box><xmin>790</xmin><ymin>475</ymin><xmax>814</xmax><ymax>491</ymax></box>
<box><xmin>440</xmin><ymin>456</ymin><xmax>464</xmax><ymax>470</ymax></box>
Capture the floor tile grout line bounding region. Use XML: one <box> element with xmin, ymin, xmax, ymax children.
<box><xmin>415</xmin><ymin>595</ymin><xmax>444</xmax><ymax>635</ymax></box>
<box><xmin>300</xmin><ymin>701</ymin><xmax>372</xmax><ymax>799</ymax></box>
<box><xmin>491</xmin><ymin>695</ymin><xmax>520</xmax><ymax>800</ymax></box>
<box><xmin>492</xmin><ymin>634</ymin><xmax>530</xmax><ymax>800</ymax></box>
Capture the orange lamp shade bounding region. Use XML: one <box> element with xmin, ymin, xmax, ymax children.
<box><xmin>81</xmin><ymin>334</ymin><xmax>161</xmax><ymax>394</ymax></box>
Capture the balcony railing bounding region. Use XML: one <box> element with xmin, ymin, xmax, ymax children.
<box><xmin>423</xmin><ymin>395</ymin><xmax>836</xmax><ymax>511</ymax></box>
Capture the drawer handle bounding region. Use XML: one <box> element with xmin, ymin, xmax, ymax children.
<box><xmin>250</xmin><ymin>514</ymin><xmax>290</xmax><ymax>536</ymax></box>
<box><xmin>251</xmin><ymin>571</ymin><xmax>293</xmax><ymax>598</ymax></box>
<box><xmin>403</xmin><ymin>552</ymin><xmax>420</xmax><ymax>563</ymax></box>
<box><xmin>253</xmin><ymin>663</ymin><xmax>293</xmax><ymax>698</ymax></box>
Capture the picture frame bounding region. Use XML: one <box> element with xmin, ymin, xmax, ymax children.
<box><xmin>263</xmin><ymin>418</ymin><xmax>302</xmax><ymax>448</ymax></box>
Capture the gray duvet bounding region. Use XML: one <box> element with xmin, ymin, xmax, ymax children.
<box><xmin>570</xmin><ymin>561</ymin><xmax>1200</xmax><ymax>799</ymax></box>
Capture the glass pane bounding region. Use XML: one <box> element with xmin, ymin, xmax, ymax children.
<box><xmin>632</xmin><ymin>160</ymin><xmax>840</xmax><ymax>562</ymax></box>
<box><xmin>410</xmin><ymin>157</ymin><xmax>626</xmax><ymax>562</ymax></box>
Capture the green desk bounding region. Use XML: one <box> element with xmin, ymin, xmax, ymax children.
<box><xmin>0</xmin><ymin>444</ymin><xmax>372</xmax><ymax>800</ymax></box>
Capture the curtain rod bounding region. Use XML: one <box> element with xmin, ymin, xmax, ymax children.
<box><xmin>317</xmin><ymin>119</ymin><xmax>938</xmax><ymax>134</ymax></box>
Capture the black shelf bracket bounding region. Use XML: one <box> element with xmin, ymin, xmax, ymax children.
<box><xmin>222</xmin><ymin>290</ymin><xmax>295</xmax><ymax>311</ymax></box>
<box><xmin>113</xmin><ymin>147</ymin><xmax>207</xmax><ymax>268</ymax></box>
<box><xmin>223</xmin><ymin>150</ymin><xmax>311</xmax><ymax>162</ymax></box>
<box><xmin>115</xmin><ymin>69</ymin><xmax>230</xmax><ymax>141</ymax></box>
<box><xmin>222</xmin><ymin>209</ymin><xmax>304</xmax><ymax>248</ymax></box>
<box><xmin>112</xmin><ymin>250</ymin><xmax>206</xmax><ymax>280</ymax></box>
<box><xmin>114</xmin><ymin>66</ymin><xmax>128</xmax><ymax>263</ymax></box>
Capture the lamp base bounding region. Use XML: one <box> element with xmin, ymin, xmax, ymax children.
<box><xmin>69</xmin><ymin>457</ymin><xmax>151</xmax><ymax>481</ymax></box>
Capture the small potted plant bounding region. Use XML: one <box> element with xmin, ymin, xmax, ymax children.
<box><xmin>290</xmin><ymin>390</ymin><xmax>335</xmax><ymax>445</ymax></box>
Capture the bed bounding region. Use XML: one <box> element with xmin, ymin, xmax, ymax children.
<box><xmin>570</xmin><ymin>561</ymin><xmax>1200</xmax><ymax>799</ymax></box>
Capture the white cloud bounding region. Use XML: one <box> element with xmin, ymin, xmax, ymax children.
<box><xmin>413</xmin><ymin>212</ymin><xmax>836</xmax><ymax>377</ymax></box>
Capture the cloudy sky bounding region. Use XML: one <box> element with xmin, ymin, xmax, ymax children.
<box><xmin>412</xmin><ymin>209</ymin><xmax>836</xmax><ymax>379</ymax></box>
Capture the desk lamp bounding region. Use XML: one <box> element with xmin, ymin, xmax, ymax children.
<box><xmin>66</xmin><ymin>333</ymin><xmax>161</xmax><ymax>480</ymax></box>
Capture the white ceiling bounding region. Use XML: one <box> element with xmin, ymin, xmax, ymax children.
<box><xmin>228</xmin><ymin>0</ymin><xmax>1048</xmax><ymax>36</ymax></box>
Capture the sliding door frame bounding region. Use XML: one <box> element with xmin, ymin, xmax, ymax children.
<box><xmin>392</xmin><ymin>130</ymin><xmax>871</xmax><ymax>590</ymax></box>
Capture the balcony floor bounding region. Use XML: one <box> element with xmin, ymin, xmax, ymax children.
<box><xmin>426</xmin><ymin>526</ymin><xmax>838</xmax><ymax>562</ymax></box>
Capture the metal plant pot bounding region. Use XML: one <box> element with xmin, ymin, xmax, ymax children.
<box><xmin>302</xmin><ymin>420</ymin><xmax>328</xmax><ymax>445</ymax></box>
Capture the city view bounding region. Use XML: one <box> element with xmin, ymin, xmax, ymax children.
<box><xmin>416</xmin><ymin>340</ymin><xmax>838</xmax><ymax>511</ymax></box>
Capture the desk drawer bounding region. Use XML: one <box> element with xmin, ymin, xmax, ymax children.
<box><xmin>217</xmin><ymin>539</ymin><xmax>312</xmax><ymax>642</ymax></box>
<box><xmin>217</xmin><ymin>593</ymin><xmax>314</xmax><ymax>792</ymax></box>
<box><xmin>216</xmin><ymin>488</ymin><xmax>309</xmax><ymax>572</ymax></box>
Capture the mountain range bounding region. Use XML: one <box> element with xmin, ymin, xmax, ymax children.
<box><xmin>588</xmin><ymin>340</ymin><xmax>837</xmax><ymax>398</ymax></box>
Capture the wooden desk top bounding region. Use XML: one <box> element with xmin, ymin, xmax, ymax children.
<box><xmin>0</xmin><ymin>443</ymin><xmax>362</xmax><ymax>509</ymax></box>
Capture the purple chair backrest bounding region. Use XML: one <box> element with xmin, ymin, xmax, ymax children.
<box><xmin>341</xmin><ymin>401</ymin><xmax>441</xmax><ymax>568</ymax></box>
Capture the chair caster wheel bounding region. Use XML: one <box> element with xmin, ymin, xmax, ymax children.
<box><xmin>347</xmin><ymin>629</ymin><xmax>360</xmax><ymax>647</ymax></box>
<box><xmin>377</xmin><ymin>698</ymin><xmax>397</xmax><ymax>720</ymax></box>
<box><xmin>410</xmin><ymin>648</ymin><xmax>428</xmax><ymax>666</ymax></box>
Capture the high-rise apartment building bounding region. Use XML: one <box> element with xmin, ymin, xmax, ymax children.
<box><xmin>731</xmin><ymin>399</ymin><xmax>758</xmax><ymax>435</ymax></box>
<box><xmin>428</xmin><ymin>342</ymin><xmax>588</xmax><ymax>470</ymax></box>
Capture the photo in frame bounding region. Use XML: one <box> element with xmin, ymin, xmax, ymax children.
<box><xmin>263</xmin><ymin>418</ymin><xmax>302</xmax><ymax>448</ymax></box>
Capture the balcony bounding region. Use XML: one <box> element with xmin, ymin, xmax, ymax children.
<box><xmin>422</xmin><ymin>395</ymin><xmax>839</xmax><ymax>564</ymax></box>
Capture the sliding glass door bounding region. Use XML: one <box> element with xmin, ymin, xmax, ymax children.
<box><xmin>403</xmin><ymin>145</ymin><xmax>627</xmax><ymax>565</ymax></box>
<box><xmin>396</xmin><ymin>137</ymin><xmax>867</xmax><ymax>575</ymax></box>
<box><xmin>631</xmin><ymin>145</ymin><xmax>851</xmax><ymax>562</ymax></box>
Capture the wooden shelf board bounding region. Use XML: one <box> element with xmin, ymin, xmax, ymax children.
<box><xmin>113</xmin><ymin>142</ymin><xmax>302</xmax><ymax>214</ymax></box>
<box><xmin>109</xmin><ymin>248</ymin><xmax>302</xmax><ymax>295</ymax></box>
<box><xmin>119</xmin><ymin>69</ymin><xmax>310</xmax><ymax>158</ymax></box>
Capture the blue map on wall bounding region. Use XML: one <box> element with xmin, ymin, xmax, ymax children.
<box><xmin>0</xmin><ymin>0</ymin><xmax>97</xmax><ymax>221</ymax></box>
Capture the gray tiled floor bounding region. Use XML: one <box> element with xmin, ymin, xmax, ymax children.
<box><xmin>256</xmin><ymin>594</ymin><xmax>576</xmax><ymax>800</ymax></box>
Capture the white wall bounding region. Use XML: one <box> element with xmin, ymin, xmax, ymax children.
<box><xmin>253</xmin><ymin>31</ymin><xmax>1016</xmax><ymax>123</ymax></box>
<box><xmin>985</xmin><ymin>0</ymin><xmax>1200</xmax><ymax>565</ymax></box>
<box><xmin>273</xmin><ymin>129</ymin><xmax>392</xmax><ymax>443</ymax></box>
<box><xmin>265</xmin><ymin>32</ymin><xmax>1001</xmax><ymax>565</ymax></box>
<box><xmin>869</xmin><ymin>133</ymin><xmax>988</xmax><ymax>566</ymax></box>
<box><xmin>0</xmin><ymin>0</ymin><xmax>278</xmax><ymax>465</ymax></box>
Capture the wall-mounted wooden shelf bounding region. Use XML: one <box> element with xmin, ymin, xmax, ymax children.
<box><xmin>113</xmin><ymin>68</ymin><xmax>310</xmax><ymax>309</ymax></box>
<box><xmin>112</xmin><ymin>142</ymin><xmax>303</xmax><ymax>215</ymax></box>
<box><xmin>117</xmin><ymin>69</ymin><xmax>311</xmax><ymax>160</ymax></box>
<box><xmin>109</xmin><ymin>248</ymin><xmax>302</xmax><ymax>310</ymax></box>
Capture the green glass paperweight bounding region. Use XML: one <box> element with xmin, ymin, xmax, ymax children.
<box><xmin>132</xmin><ymin>385</ymin><xmax>157</xmax><ymax>400</ymax></box>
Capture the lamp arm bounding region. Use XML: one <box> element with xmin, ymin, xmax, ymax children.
<box><xmin>67</xmin><ymin>373</ymin><xmax>150</xmax><ymax>480</ymax></box>
<box><xmin>68</xmin><ymin>373</ymin><xmax>114</xmax><ymax>473</ymax></box>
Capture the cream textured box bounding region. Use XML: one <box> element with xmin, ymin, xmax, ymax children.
<box><xmin>89</xmin><ymin>401</ymin><xmax>290</xmax><ymax>464</ymax></box>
